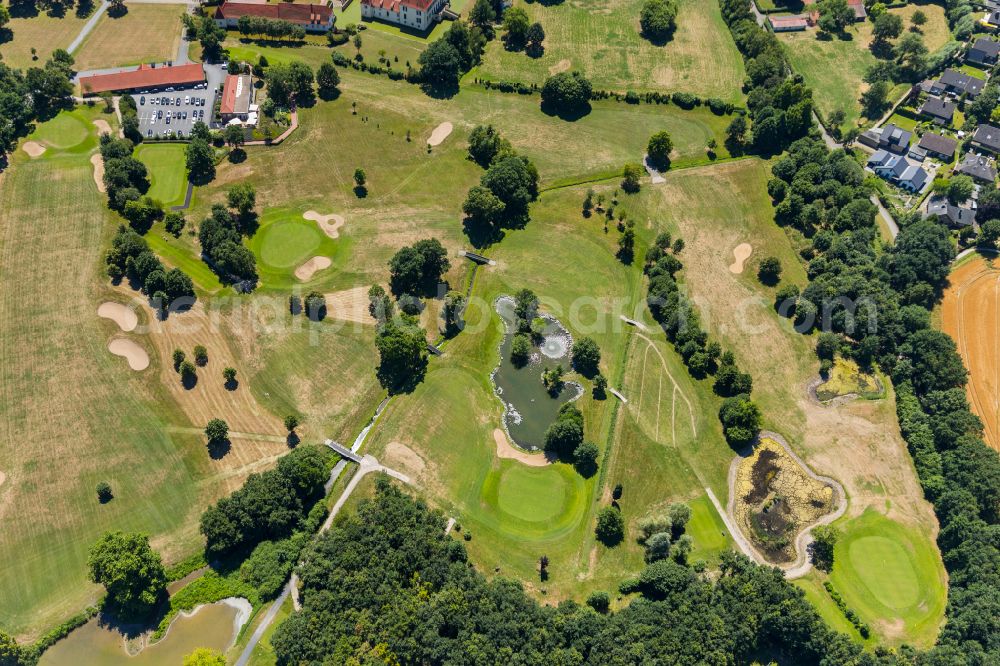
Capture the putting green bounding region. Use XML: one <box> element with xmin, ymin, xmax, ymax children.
<box><xmin>257</xmin><ymin>219</ymin><xmax>323</xmax><ymax>268</ymax></box>
<box><xmin>496</xmin><ymin>465</ymin><xmax>568</xmax><ymax>524</ymax></box>
<box><xmin>847</xmin><ymin>536</ymin><xmax>920</xmax><ymax>611</ymax></box>
<box><xmin>30</xmin><ymin>109</ymin><xmax>90</xmax><ymax>150</ymax></box>
<box><xmin>135</xmin><ymin>143</ymin><xmax>188</xmax><ymax>206</ymax></box>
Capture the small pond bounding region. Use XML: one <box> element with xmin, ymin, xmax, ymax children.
<box><xmin>492</xmin><ymin>296</ymin><xmax>582</xmax><ymax>450</ymax></box>
<box><xmin>38</xmin><ymin>598</ymin><xmax>250</xmax><ymax>666</ymax></box>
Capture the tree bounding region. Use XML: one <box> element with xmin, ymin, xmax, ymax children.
<box><xmin>205</xmin><ymin>418</ymin><xmax>229</xmax><ymax>443</ymax></box>
<box><xmin>87</xmin><ymin>531</ymin><xmax>167</xmax><ymax>618</ymax></box>
<box><xmin>644</xmin><ymin>532</ymin><xmax>672</xmax><ymax>562</ymax></box>
<box><xmin>480</xmin><ymin>155</ymin><xmax>539</xmax><ymax>221</ymax></box>
<box><xmin>647</xmin><ymin>130</ymin><xmax>673</xmax><ymax>171</ymax></box>
<box><xmin>463</xmin><ymin>185</ymin><xmax>506</xmax><ymax>241</ymax></box>
<box><xmin>894</xmin><ymin>32</ymin><xmax>928</xmax><ymax>81</ymax></box>
<box><xmin>0</xmin><ymin>631</ymin><xmax>21</xmax><ymax>666</ymax></box>
<box><xmin>726</xmin><ymin>113</ymin><xmax>748</xmax><ymax>148</ymax></box>
<box><xmin>264</xmin><ymin>61</ymin><xmax>315</xmax><ymax>106</ymax></box>
<box><xmin>544</xmin><ymin>403</ymin><xmax>584</xmax><ymax>458</ymax></box>
<box><xmin>513</xmin><ymin>288</ymin><xmax>538</xmax><ymax>331</ymax></box>
<box><xmin>574</xmin><ymin>441</ymin><xmax>599</xmax><ymax>477</ymax></box>
<box><xmin>571</xmin><ymin>336</ymin><xmax>601</xmax><ymax>377</ymax></box>
<box><xmin>193</xmin><ymin>345</ymin><xmax>208</xmax><ymax>366</ymax></box>
<box><xmin>911</xmin><ymin>9</ymin><xmax>926</xmax><ymax>27</ymax></box>
<box><xmin>947</xmin><ymin>175</ymin><xmax>974</xmax><ymax>205</ymax></box>
<box><xmin>980</xmin><ymin>219</ymin><xmax>1000</xmax><ymax>248</ymax></box>
<box><xmin>375</xmin><ymin>315</ymin><xmax>428</xmax><ymax>394</ymax></box>
<box><xmin>223</xmin><ymin>124</ymin><xmax>245</xmax><ymax>155</ymax></box>
<box><xmin>668</xmin><ymin>502</ymin><xmax>691</xmax><ymax>538</ymax></box>
<box><xmin>353</xmin><ymin>167</ymin><xmax>367</xmax><ymax>196</ymax></box>
<box><xmin>442</xmin><ymin>290</ymin><xmax>466</xmax><ymax>336</ymax></box>
<box><xmin>872</xmin><ymin>11</ymin><xmax>903</xmax><ymax>43</ymax></box>
<box><xmin>860</xmin><ymin>79</ymin><xmax>891</xmax><ymax>118</ymax></box>
<box><xmin>0</xmin><ymin>6</ymin><xmax>9</xmax><ymax>30</ymax></box>
<box><xmin>808</xmin><ymin>525</ymin><xmax>838</xmax><ymax>572</ymax></box>
<box><xmin>388</xmin><ymin>238</ymin><xmax>450</xmax><ymax>297</ymax></box>
<box><xmin>469</xmin><ymin>0</ymin><xmax>496</xmax><ymax>33</ymax></box>
<box><xmin>502</xmin><ymin>6</ymin><xmax>530</xmax><ymax>48</ymax></box>
<box><xmin>586</xmin><ymin>591</ymin><xmax>610</xmax><ymax>613</ymax></box>
<box><xmin>525</xmin><ymin>22</ymin><xmax>545</xmax><ymax>56</ymax></box>
<box><xmin>180</xmin><ymin>360</ymin><xmax>197</xmax><ymax>384</ymax></box>
<box><xmin>183</xmin><ymin>649</ymin><xmax>225</xmax><ymax>666</ymax></box>
<box><xmin>223</xmin><ymin>367</ymin><xmax>237</xmax><ymax>385</ymax></box>
<box><xmin>97</xmin><ymin>481</ymin><xmax>113</xmax><ymax>503</ymax></box>
<box><xmin>164</xmin><ymin>211</ymin><xmax>186</xmax><ymax>237</ymax></box>
<box><xmin>817</xmin><ymin>0</ymin><xmax>854</xmax><ymax>34</ymax></box>
<box><xmin>172</xmin><ymin>348</ymin><xmax>186</xmax><ymax>371</ymax></box>
<box><xmin>284</xmin><ymin>415</ymin><xmax>299</xmax><ymax>432</ymax></box>
<box><xmin>227</xmin><ymin>182</ymin><xmax>257</xmax><ymax>218</ymax></box>
<box><xmin>757</xmin><ymin>256</ymin><xmax>782</xmax><ymax>285</ymax></box>
<box><xmin>467</xmin><ymin>124</ymin><xmax>509</xmax><ymax>167</ymax></box>
<box><xmin>186</xmin><ymin>138</ymin><xmax>216</xmax><ymax>185</ymax></box>
<box><xmin>621</xmin><ymin>163</ymin><xmax>643</xmax><ymax>193</ymax></box>
<box><xmin>316</xmin><ymin>62</ymin><xmax>340</xmax><ymax>99</ymax></box>
<box><xmin>593</xmin><ymin>372</ymin><xmax>608</xmax><ymax>398</ymax></box>
<box><xmin>595</xmin><ymin>506</ymin><xmax>625</xmax><ymax>546</ymax></box>
<box><xmin>718</xmin><ymin>394</ymin><xmax>761</xmax><ymax>447</ymax></box>
<box><xmin>418</xmin><ymin>39</ymin><xmax>462</xmax><ymax>92</ymax></box>
<box><xmin>510</xmin><ymin>332</ymin><xmax>532</xmax><ymax>367</ymax></box>
<box><xmin>540</xmin><ymin>71</ymin><xmax>592</xmax><ymax>116</ymax></box>
<box><xmin>639</xmin><ymin>0</ymin><xmax>678</xmax><ymax>42</ymax></box>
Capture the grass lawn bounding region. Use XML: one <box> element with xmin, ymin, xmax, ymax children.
<box><xmin>134</xmin><ymin>143</ymin><xmax>188</xmax><ymax>207</ymax></box>
<box><xmin>780</xmin><ymin>2</ymin><xmax>950</xmax><ymax>131</ymax></box>
<box><xmin>72</xmin><ymin>4</ymin><xmax>184</xmax><ymax>71</ymax></box>
<box><xmin>247</xmin><ymin>207</ymin><xmax>346</xmax><ymax>289</ymax></box>
<box><xmin>0</xmin><ymin>10</ymin><xmax>90</xmax><ymax>70</ymax></box>
<box><xmin>0</xmin><ymin>106</ymin><xmax>209</xmax><ymax>640</ymax></box>
<box><xmin>829</xmin><ymin>509</ymin><xmax>947</xmax><ymax>648</ymax></box>
<box><xmin>473</xmin><ymin>0</ymin><xmax>746</xmax><ymax>102</ymax></box>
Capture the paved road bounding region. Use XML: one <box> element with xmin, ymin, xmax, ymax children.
<box><xmin>871</xmin><ymin>194</ymin><xmax>900</xmax><ymax>240</ymax></box>
<box><xmin>66</xmin><ymin>0</ymin><xmax>109</xmax><ymax>54</ymax></box>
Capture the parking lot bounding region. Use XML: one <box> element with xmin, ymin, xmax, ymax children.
<box><xmin>132</xmin><ymin>84</ymin><xmax>216</xmax><ymax>139</ymax></box>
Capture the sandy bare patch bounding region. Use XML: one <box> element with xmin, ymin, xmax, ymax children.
<box><xmin>384</xmin><ymin>441</ymin><xmax>427</xmax><ymax>477</ymax></box>
<box><xmin>0</xmin><ymin>471</ymin><xmax>6</xmax><ymax>488</ymax></box>
<box><xmin>728</xmin><ymin>243</ymin><xmax>752</xmax><ymax>274</ymax></box>
<box><xmin>97</xmin><ymin>301</ymin><xmax>138</xmax><ymax>332</ymax></box>
<box><xmin>549</xmin><ymin>59</ymin><xmax>571</xmax><ymax>75</ymax></box>
<box><xmin>303</xmin><ymin>210</ymin><xmax>345</xmax><ymax>239</ymax></box>
<box><xmin>494</xmin><ymin>428</ymin><xmax>550</xmax><ymax>467</ymax></box>
<box><xmin>108</xmin><ymin>338</ymin><xmax>149</xmax><ymax>371</ymax></box>
<box><xmin>92</xmin><ymin>118</ymin><xmax>112</xmax><ymax>136</ymax></box>
<box><xmin>427</xmin><ymin>122</ymin><xmax>453</xmax><ymax>147</ymax></box>
<box><xmin>22</xmin><ymin>141</ymin><xmax>45</xmax><ymax>158</ymax></box>
<box><xmin>294</xmin><ymin>256</ymin><xmax>332</xmax><ymax>281</ymax></box>
<box><xmin>323</xmin><ymin>286</ymin><xmax>374</xmax><ymax>325</ymax></box>
<box><xmin>90</xmin><ymin>154</ymin><xmax>106</xmax><ymax>193</ymax></box>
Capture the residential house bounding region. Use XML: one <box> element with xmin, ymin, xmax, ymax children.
<box><xmin>916</xmin><ymin>132</ymin><xmax>958</xmax><ymax>162</ymax></box>
<box><xmin>846</xmin><ymin>0</ymin><xmax>866</xmax><ymax>20</ymax></box>
<box><xmin>930</xmin><ymin>69</ymin><xmax>985</xmax><ymax>99</ymax></box>
<box><xmin>983</xmin><ymin>10</ymin><xmax>1000</xmax><ymax>31</ymax></box>
<box><xmin>955</xmin><ymin>152</ymin><xmax>998</xmax><ymax>183</ymax></box>
<box><xmin>361</xmin><ymin>0</ymin><xmax>449</xmax><ymax>31</ymax></box>
<box><xmin>967</xmin><ymin>38</ymin><xmax>1000</xmax><ymax>66</ymax></box>
<box><xmin>867</xmin><ymin>150</ymin><xmax>929</xmax><ymax>193</ymax></box>
<box><xmin>214</xmin><ymin>2</ymin><xmax>335</xmax><ymax>32</ymax></box>
<box><xmin>769</xmin><ymin>15</ymin><xmax>810</xmax><ymax>31</ymax></box>
<box><xmin>858</xmin><ymin>123</ymin><xmax>912</xmax><ymax>153</ymax></box>
<box><xmin>926</xmin><ymin>196</ymin><xmax>977</xmax><ymax>228</ymax></box>
<box><xmin>220</xmin><ymin>74</ymin><xmax>254</xmax><ymax>122</ymax></box>
<box><xmin>918</xmin><ymin>96</ymin><xmax>956</xmax><ymax>125</ymax></box>
<box><xmin>972</xmin><ymin>124</ymin><xmax>1000</xmax><ymax>154</ymax></box>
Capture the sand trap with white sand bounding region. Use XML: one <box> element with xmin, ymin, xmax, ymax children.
<box><xmin>93</xmin><ymin>119</ymin><xmax>112</xmax><ymax>135</ymax></box>
<box><xmin>303</xmin><ymin>210</ymin><xmax>345</xmax><ymax>238</ymax></box>
<box><xmin>108</xmin><ymin>338</ymin><xmax>149</xmax><ymax>371</ymax></box>
<box><xmin>427</xmin><ymin>122</ymin><xmax>453</xmax><ymax>147</ymax></box>
<box><xmin>295</xmin><ymin>256</ymin><xmax>332</xmax><ymax>281</ymax></box>
<box><xmin>22</xmin><ymin>142</ymin><xmax>45</xmax><ymax>158</ymax></box>
<box><xmin>728</xmin><ymin>243</ymin><xmax>752</xmax><ymax>274</ymax></box>
<box><xmin>494</xmin><ymin>428</ymin><xmax>550</xmax><ymax>467</ymax></box>
<box><xmin>98</xmin><ymin>302</ymin><xmax>137</xmax><ymax>331</ymax></box>
<box><xmin>91</xmin><ymin>154</ymin><xmax>106</xmax><ymax>192</ymax></box>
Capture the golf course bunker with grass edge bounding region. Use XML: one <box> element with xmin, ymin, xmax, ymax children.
<box><xmin>492</xmin><ymin>296</ymin><xmax>582</xmax><ymax>451</ymax></box>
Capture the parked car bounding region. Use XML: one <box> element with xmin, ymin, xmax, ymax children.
<box><xmin>157</xmin><ymin>110</ymin><xmax>163</xmax><ymax>119</ymax></box>
<box><xmin>175</xmin><ymin>97</ymin><xmax>181</xmax><ymax>105</ymax></box>
<box><xmin>166</xmin><ymin>116</ymin><xmax>170</xmax><ymax>125</ymax></box>
<box><xmin>139</xmin><ymin>96</ymin><xmax>145</xmax><ymax>105</ymax></box>
<box><xmin>184</xmin><ymin>96</ymin><xmax>190</xmax><ymax>105</ymax></box>
<box><xmin>147</xmin><ymin>129</ymin><xmax>152</xmax><ymax>137</ymax></box>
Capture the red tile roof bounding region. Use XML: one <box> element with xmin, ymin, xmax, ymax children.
<box><xmin>79</xmin><ymin>63</ymin><xmax>205</xmax><ymax>95</ymax></box>
<box><xmin>770</xmin><ymin>15</ymin><xmax>809</xmax><ymax>29</ymax></box>
<box><xmin>362</xmin><ymin>0</ymin><xmax>438</xmax><ymax>12</ymax></box>
<box><xmin>220</xmin><ymin>74</ymin><xmax>252</xmax><ymax>115</ymax></box>
<box><xmin>214</xmin><ymin>1</ymin><xmax>332</xmax><ymax>25</ymax></box>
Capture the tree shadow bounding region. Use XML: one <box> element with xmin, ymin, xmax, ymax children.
<box><xmin>421</xmin><ymin>81</ymin><xmax>460</xmax><ymax>100</ymax></box>
<box><xmin>462</xmin><ymin>216</ymin><xmax>505</xmax><ymax>249</ymax></box>
<box><xmin>225</xmin><ymin>378</ymin><xmax>239</xmax><ymax>391</ymax></box>
<box><xmin>228</xmin><ymin>148</ymin><xmax>247</xmax><ymax>163</ymax></box>
<box><xmin>353</xmin><ymin>185</ymin><xmax>368</xmax><ymax>198</ymax></box>
<box><xmin>181</xmin><ymin>372</ymin><xmax>198</xmax><ymax>390</ymax></box>
<box><xmin>526</xmin><ymin>44</ymin><xmax>545</xmax><ymax>59</ymax></box>
<box><xmin>107</xmin><ymin>4</ymin><xmax>128</xmax><ymax>18</ymax></box>
<box><xmin>574</xmin><ymin>459</ymin><xmax>598</xmax><ymax>478</ymax></box>
<box><xmin>286</xmin><ymin>432</ymin><xmax>300</xmax><ymax>448</ymax></box>
<box><xmin>639</xmin><ymin>28</ymin><xmax>675</xmax><ymax>47</ymax></box>
<box><xmin>869</xmin><ymin>39</ymin><xmax>894</xmax><ymax>59</ymax></box>
<box><xmin>540</xmin><ymin>100</ymin><xmax>592</xmax><ymax>121</ymax></box>
<box><xmin>207</xmin><ymin>437</ymin><xmax>232</xmax><ymax>460</ymax></box>
<box><xmin>318</xmin><ymin>87</ymin><xmax>341</xmax><ymax>102</ymax></box>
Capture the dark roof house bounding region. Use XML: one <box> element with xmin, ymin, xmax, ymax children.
<box><xmin>926</xmin><ymin>196</ymin><xmax>977</xmax><ymax>227</ymax></box>
<box><xmin>955</xmin><ymin>152</ymin><xmax>998</xmax><ymax>182</ymax></box>
<box><xmin>877</xmin><ymin>123</ymin><xmax>912</xmax><ymax>153</ymax></box>
<box><xmin>973</xmin><ymin>124</ymin><xmax>1000</xmax><ymax>153</ymax></box>
<box><xmin>919</xmin><ymin>97</ymin><xmax>956</xmax><ymax>125</ymax></box>
<box><xmin>917</xmin><ymin>132</ymin><xmax>957</xmax><ymax>161</ymax></box>
<box><xmin>968</xmin><ymin>38</ymin><xmax>1000</xmax><ymax>66</ymax></box>
<box><xmin>935</xmin><ymin>69</ymin><xmax>985</xmax><ymax>98</ymax></box>
<box><xmin>867</xmin><ymin>150</ymin><xmax>929</xmax><ymax>192</ymax></box>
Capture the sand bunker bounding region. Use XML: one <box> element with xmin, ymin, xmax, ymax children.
<box><xmin>303</xmin><ymin>210</ymin><xmax>345</xmax><ymax>239</ymax></box>
<box><xmin>549</xmin><ymin>59</ymin><xmax>571</xmax><ymax>75</ymax></box>
<box><xmin>90</xmin><ymin>154</ymin><xmax>106</xmax><ymax>193</ymax></box>
<box><xmin>323</xmin><ymin>286</ymin><xmax>374</xmax><ymax>324</ymax></box>
<box><xmin>728</xmin><ymin>243</ymin><xmax>752</xmax><ymax>274</ymax></box>
<box><xmin>97</xmin><ymin>301</ymin><xmax>138</xmax><ymax>332</ymax></box>
<box><xmin>92</xmin><ymin>118</ymin><xmax>112</xmax><ymax>135</ymax></box>
<box><xmin>294</xmin><ymin>256</ymin><xmax>332</xmax><ymax>281</ymax></box>
<box><xmin>427</xmin><ymin>122</ymin><xmax>453</xmax><ymax>147</ymax></box>
<box><xmin>494</xmin><ymin>428</ymin><xmax>550</xmax><ymax>467</ymax></box>
<box><xmin>22</xmin><ymin>141</ymin><xmax>45</xmax><ymax>158</ymax></box>
<box><xmin>108</xmin><ymin>338</ymin><xmax>149</xmax><ymax>371</ymax></box>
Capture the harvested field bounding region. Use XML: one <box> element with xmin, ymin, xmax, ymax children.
<box><xmin>107</xmin><ymin>337</ymin><xmax>150</xmax><ymax>371</ymax></box>
<box><xmin>97</xmin><ymin>301</ymin><xmax>138</xmax><ymax>332</ymax></box>
<box><xmin>90</xmin><ymin>154</ymin><xmax>106</xmax><ymax>192</ymax></box>
<box><xmin>294</xmin><ymin>256</ymin><xmax>332</xmax><ymax>281</ymax></box>
<box><xmin>72</xmin><ymin>4</ymin><xmax>184</xmax><ymax>71</ymax></box>
<box><xmin>22</xmin><ymin>142</ymin><xmax>45</xmax><ymax>158</ymax></box>
<box><xmin>323</xmin><ymin>286</ymin><xmax>374</xmax><ymax>325</ymax></box>
<box><xmin>940</xmin><ymin>255</ymin><xmax>1000</xmax><ymax>450</ymax></box>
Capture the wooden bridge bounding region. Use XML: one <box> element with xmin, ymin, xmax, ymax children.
<box><xmin>324</xmin><ymin>439</ymin><xmax>362</xmax><ymax>463</ymax></box>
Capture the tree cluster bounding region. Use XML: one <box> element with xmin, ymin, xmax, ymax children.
<box><xmin>639</xmin><ymin>0</ymin><xmax>677</xmax><ymax>43</ymax></box>
<box><xmin>540</xmin><ymin>70</ymin><xmax>593</xmax><ymax>118</ymax></box>
<box><xmin>87</xmin><ymin>531</ymin><xmax>167</xmax><ymax>619</ymax></box>
<box><xmin>198</xmin><ymin>203</ymin><xmax>259</xmax><ymax>287</ymax></box>
<box><xmin>236</xmin><ymin>15</ymin><xmax>306</xmax><ymax>42</ymax></box>
<box><xmin>99</xmin><ymin>134</ymin><xmax>151</xmax><ymax>212</ymax></box>
<box><xmin>374</xmin><ymin>314</ymin><xmax>428</xmax><ymax>394</ymax></box>
<box><xmin>387</xmin><ymin>238</ymin><xmax>450</xmax><ymax>298</ymax></box>
<box><xmin>0</xmin><ymin>50</ymin><xmax>74</xmax><ymax>157</ymax></box>
<box><xmin>417</xmin><ymin>20</ymin><xmax>486</xmax><ymax>93</ymax></box>
<box><xmin>105</xmin><ymin>226</ymin><xmax>195</xmax><ymax>310</ymax></box>
<box><xmin>199</xmin><ymin>446</ymin><xmax>329</xmax><ymax>558</ymax></box>
<box><xmin>264</xmin><ymin>61</ymin><xmax>315</xmax><ymax>107</ymax></box>
<box><xmin>462</xmin><ymin>131</ymin><xmax>539</xmax><ymax>246</ymax></box>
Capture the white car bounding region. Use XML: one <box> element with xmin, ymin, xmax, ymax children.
<box><xmin>184</xmin><ymin>96</ymin><xmax>190</xmax><ymax>105</ymax></box>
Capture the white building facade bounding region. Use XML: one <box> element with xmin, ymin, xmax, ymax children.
<box><xmin>360</xmin><ymin>0</ymin><xmax>446</xmax><ymax>31</ymax></box>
